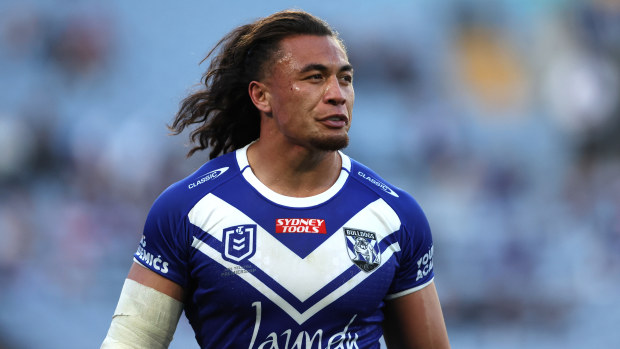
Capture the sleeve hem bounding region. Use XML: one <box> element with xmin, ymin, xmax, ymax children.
<box><xmin>132</xmin><ymin>257</ymin><xmax>186</xmax><ymax>288</ymax></box>
<box><xmin>384</xmin><ymin>276</ymin><xmax>434</xmax><ymax>301</ymax></box>
<box><xmin>133</xmin><ymin>257</ymin><xmax>147</xmax><ymax>268</ymax></box>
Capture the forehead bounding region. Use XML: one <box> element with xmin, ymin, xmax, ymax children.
<box><xmin>272</xmin><ymin>35</ymin><xmax>349</xmax><ymax>72</ymax></box>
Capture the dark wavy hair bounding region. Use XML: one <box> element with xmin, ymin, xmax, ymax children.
<box><xmin>169</xmin><ymin>10</ymin><xmax>340</xmax><ymax>159</ymax></box>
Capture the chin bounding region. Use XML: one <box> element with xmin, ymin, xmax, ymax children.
<box><xmin>311</xmin><ymin>134</ymin><xmax>349</xmax><ymax>151</ymax></box>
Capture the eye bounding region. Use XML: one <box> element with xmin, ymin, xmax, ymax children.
<box><xmin>340</xmin><ymin>74</ymin><xmax>353</xmax><ymax>84</ymax></box>
<box><xmin>306</xmin><ymin>73</ymin><xmax>324</xmax><ymax>81</ymax></box>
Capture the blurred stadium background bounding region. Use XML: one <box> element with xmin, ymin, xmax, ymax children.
<box><xmin>1</xmin><ymin>0</ymin><xmax>619</xmax><ymax>348</ymax></box>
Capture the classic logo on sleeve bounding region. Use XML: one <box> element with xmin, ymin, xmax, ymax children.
<box><xmin>222</xmin><ymin>224</ymin><xmax>257</xmax><ymax>263</ymax></box>
<box><xmin>188</xmin><ymin>167</ymin><xmax>229</xmax><ymax>189</ymax></box>
<box><xmin>357</xmin><ymin>171</ymin><xmax>399</xmax><ymax>197</ymax></box>
<box><xmin>344</xmin><ymin>228</ymin><xmax>381</xmax><ymax>272</ymax></box>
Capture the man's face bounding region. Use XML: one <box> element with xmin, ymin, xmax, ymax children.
<box><xmin>261</xmin><ymin>35</ymin><xmax>354</xmax><ymax>151</ymax></box>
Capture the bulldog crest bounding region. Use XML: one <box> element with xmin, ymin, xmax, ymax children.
<box><xmin>344</xmin><ymin>228</ymin><xmax>381</xmax><ymax>272</ymax></box>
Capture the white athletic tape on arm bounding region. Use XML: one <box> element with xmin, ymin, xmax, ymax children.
<box><xmin>101</xmin><ymin>278</ymin><xmax>183</xmax><ymax>349</ymax></box>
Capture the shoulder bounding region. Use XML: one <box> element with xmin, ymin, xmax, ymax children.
<box><xmin>149</xmin><ymin>151</ymin><xmax>241</xmax><ymax>217</ymax></box>
<box><xmin>347</xmin><ymin>156</ymin><xmax>427</xmax><ymax>224</ymax></box>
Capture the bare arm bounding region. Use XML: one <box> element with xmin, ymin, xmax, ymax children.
<box><xmin>127</xmin><ymin>262</ymin><xmax>185</xmax><ymax>301</ymax></box>
<box><xmin>101</xmin><ymin>263</ymin><xmax>185</xmax><ymax>348</ymax></box>
<box><xmin>382</xmin><ymin>281</ymin><xmax>450</xmax><ymax>349</ymax></box>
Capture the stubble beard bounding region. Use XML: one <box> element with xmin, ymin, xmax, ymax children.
<box><xmin>310</xmin><ymin>133</ymin><xmax>349</xmax><ymax>151</ymax></box>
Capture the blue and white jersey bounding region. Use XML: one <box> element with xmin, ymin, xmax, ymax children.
<box><xmin>134</xmin><ymin>144</ymin><xmax>435</xmax><ymax>349</ymax></box>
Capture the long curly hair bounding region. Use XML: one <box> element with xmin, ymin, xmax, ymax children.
<box><xmin>169</xmin><ymin>10</ymin><xmax>339</xmax><ymax>159</ymax></box>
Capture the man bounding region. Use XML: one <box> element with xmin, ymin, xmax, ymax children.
<box><xmin>102</xmin><ymin>9</ymin><xmax>450</xmax><ymax>349</ymax></box>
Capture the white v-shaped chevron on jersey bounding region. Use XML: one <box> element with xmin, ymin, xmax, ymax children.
<box><xmin>187</xmin><ymin>194</ymin><xmax>402</xmax><ymax>321</ymax></box>
<box><xmin>191</xmin><ymin>235</ymin><xmax>401</xmax><ymax>324</ymax></box>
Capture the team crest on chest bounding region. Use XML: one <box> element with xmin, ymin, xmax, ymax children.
<box><xmin>344</xmin><ymin>228</ymin><xmax>381</xmax><ymax>272</ymax></box>
<box><xmin>222</xmin><ymin>224</ymin><xmax>257</xmax><ymax>263</ymax></box>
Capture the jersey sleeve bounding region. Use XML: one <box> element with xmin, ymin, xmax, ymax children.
<box><xmin>133</xmin><ymin>185</ymin><xmax>191</xmax><ymax>288</ymax></box>
<box><xmin>385</xmin><ymin>196</ymin><xmax>435</xmax><ymax>299</ymax></box>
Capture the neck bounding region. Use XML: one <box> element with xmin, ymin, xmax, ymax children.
<box><xmin>246</xmin><ymin>139</ymin><xmax>342</xmax><ymax>198</ymax></box>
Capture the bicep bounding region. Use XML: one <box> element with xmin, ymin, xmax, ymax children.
<box><xmin>101</xmin><ymin>263</ymin><xmax>185</xmax><ymax>348</ymax></box>
<box><xmin>383</xmin><ymin>281</ymin><xmax>450</xmax><ymax>349</ymax></box>
<box><xmin>128</xmin><ymin>262</ymin><xmax>185</xmax><ymax>302</ymax></box>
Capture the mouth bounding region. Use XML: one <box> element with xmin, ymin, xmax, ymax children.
<box><xmin>319</xmin><ymin>114</ymin><xmax>348</xmax><ymax>128</ymax></box>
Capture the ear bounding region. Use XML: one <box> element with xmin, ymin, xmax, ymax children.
<box><xmin>248</xmin><ymin>81</ymin><xmax>272</xmax><ymax>115</ymax></box>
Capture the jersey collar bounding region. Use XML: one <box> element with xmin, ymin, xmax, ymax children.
<box><xmin>235</xmin><ymin>143</ymin><xmax>351</xmax><ymax>208</ymax></box>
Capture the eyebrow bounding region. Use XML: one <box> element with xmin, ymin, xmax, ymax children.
<box><xmin>299</xmin><ymin>63</ymin><xmax>354</xmax><ymax>74</ymax></box>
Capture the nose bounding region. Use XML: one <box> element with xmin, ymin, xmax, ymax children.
<box><xmin>323</xmin><ymin>76</ymin><xmax>347</xmax><ymax>105</ymax></box>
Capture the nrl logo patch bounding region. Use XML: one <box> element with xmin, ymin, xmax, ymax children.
<box><xmin>344</xmin><ymin>228</ymin><xmax>381</xmax><ymax>272</ymax></box>
<box><xmin>222</xmin><ymin>224</ymin><xmax>257</xmax><ymax>263</ymax></box>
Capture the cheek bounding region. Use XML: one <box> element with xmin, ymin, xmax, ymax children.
<box><xmin>287</xmin><ymin>84</ymin><xmax>318</xmax><ymax>109</ymax></box>
<box><xmin>271</xmin><ymin>84</ymin><xmax>297</xmax><ymax>110</ymax></box>
<box><xmin>289</xmin><ymin>83</ymin><xmax>301</xmax><ymax>93</ymax></box>
<box><xmin>347</xmin><ymin>92</ymin><xmax>355</xmax><ymax>112</ymax></box>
